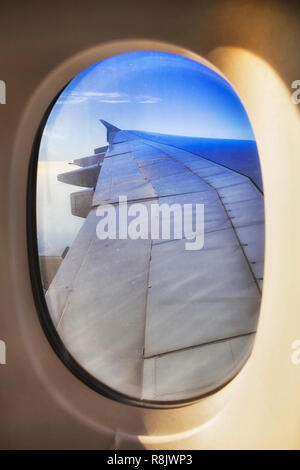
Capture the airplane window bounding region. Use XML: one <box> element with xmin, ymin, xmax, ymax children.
<box><xmin>30</xmin><ymin>51</ymin><xmax>264</xmax><ymax>406</ymax></box>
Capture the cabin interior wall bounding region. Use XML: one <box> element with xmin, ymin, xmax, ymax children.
<box><xmin>0</xmin><ymin>0</ymin><xmax>299</xmax><ymax>449</ymax></box>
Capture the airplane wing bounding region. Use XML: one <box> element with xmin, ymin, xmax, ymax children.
<box><xmin>45</xmin><ymin>120</ymin><xmax>264</xmax><ymax>402</ymax></box>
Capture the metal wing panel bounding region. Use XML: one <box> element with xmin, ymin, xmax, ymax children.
<box><xmin>93</xmin><ymin>148</ymin><xmax>157</xmax><ymax>205</ymax></box>
<box><xmin>45</xmin><ymin>122</ymin><xmax>264</xmax><ymax>401</ymax></box>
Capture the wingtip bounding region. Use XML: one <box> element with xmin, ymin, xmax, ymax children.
<box><xmin>99</xmin><ymin>120</ymin><xmax>121</xmax><ymax>143</ymax></box>
<box><xmin>99</xmin><ymin>119</ymin><xmax>120</xmax><ymax>131</ymax></box>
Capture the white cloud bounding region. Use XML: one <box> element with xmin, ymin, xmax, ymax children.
<box><xmin>57</xmin><ymin>91</ymin><xmax>126</xmax><ymax>104</ymax></box>
<box><xmin>56</xmin><ymin>96</ymin><xmax>87</xmax><ymax>105</ymax></box>
<box><xmin>134</xmin><ymin>95</ymin><xmax>162</xmax><ymax>104</ymax></box>
<box><xmin>79</xmin><ymin>91</ymin><xmax>124</xmax><ymax>98</ymax></box>
<box><xmin>98</xmin><ymin>99</ymin><xmax>130</xmax><ymax>103</ymax></box>
<box><xmin>56</xmin><ymin>91</ymin><xmax>161</xmax><ymax>105</ymax></box>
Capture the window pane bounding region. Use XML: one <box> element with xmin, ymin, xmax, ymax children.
<box><xmin>35</xmin><ymin>51</ymin><xmax>264</xmax><ymax>404</ymax></box>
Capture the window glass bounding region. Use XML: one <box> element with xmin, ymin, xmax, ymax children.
<box><xmin>34</xmin><ymin>51</ymin><xmax>264</xmax><ymax>404</ymax></box>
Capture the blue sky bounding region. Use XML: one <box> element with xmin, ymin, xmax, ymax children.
<box><xmin>39</xmin><ymin>51</ymin><xmax>255</xmax><ymax>162</ymax></box>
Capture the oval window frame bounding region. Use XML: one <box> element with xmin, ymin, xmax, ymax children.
<box><xmin>26</xmin><ymin>45</ymin><xmax>263</xmax><ymax>410</ymax></box>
